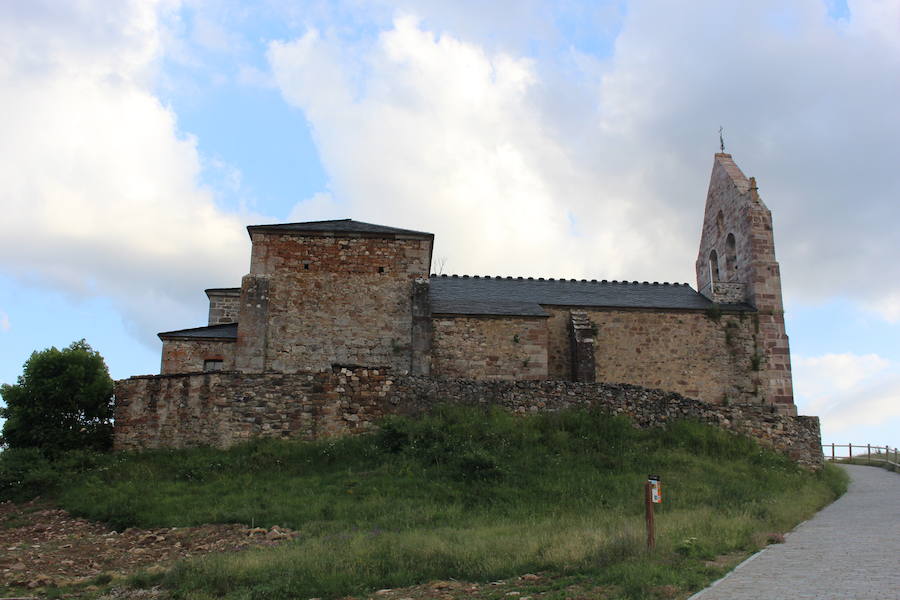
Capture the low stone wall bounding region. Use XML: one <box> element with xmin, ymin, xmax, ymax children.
<box><xmin>114</xmin><ymin>369</ymin><xmax>822</xmax><ymax>469</ymax></box>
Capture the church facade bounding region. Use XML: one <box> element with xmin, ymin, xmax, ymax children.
<box><xmin>154</xmin><ymin>153</ymin><xmax>796</xmax><ymax>416</ymax></box>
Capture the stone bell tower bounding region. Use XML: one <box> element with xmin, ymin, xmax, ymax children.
<box><xmin>696</xmin><ymin>153</ymin><xmax>795</xmax><ymax>415</ymax></box>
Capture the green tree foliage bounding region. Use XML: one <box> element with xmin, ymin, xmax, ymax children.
<box><xmin>0</xmin><ymin>340</ymin><xmax>114</xmax><ymax>453</ymax></box>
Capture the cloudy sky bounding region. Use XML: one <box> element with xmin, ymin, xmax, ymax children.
<box><xmin>1</xmin><ymin>0</ymin><xmax>898</xmax><ymax>448</ymax></box>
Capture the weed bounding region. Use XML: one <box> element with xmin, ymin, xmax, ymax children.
<box><xmin>750</xmin><ymin>353</ymin><xmax>763</xmax><ymax>371</ymax></box>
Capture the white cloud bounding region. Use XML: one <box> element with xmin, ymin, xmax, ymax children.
<box><xmin>0</xmin><ymin>1</ymin><xmax>250</xmax><ymax>340</ymax></box>
<box><xmin>268</xmin><ymin>1</ymin><xmax>900</xmax><ymax>303</ymax></box>
<box><xmin>270</xmin><ymin>16</ymin><xmax>658</xmax><ymax>281</ymax></box>
<box><xmin>794</xmin><ymin>353</ymin><xmax>890</xmax><ymax>413</ymax></box>
<box><xmin>0</xmin><ymin>311</ymin><xmax>9</xmax><ymax>333</ymax></box>
<box><xmin>288</xmin><ymin>192</ymin><xmax>343</xmax><ymax>223</ymax></box>
<box><xmin>867</xmin><ymin>292</ymin><xmax>900</xmax><ymax>324</ymax></box>
<box><xmin>794</xmin><ymin>353</ymin><xmax>900</xmax><ymax>443</ymax></box>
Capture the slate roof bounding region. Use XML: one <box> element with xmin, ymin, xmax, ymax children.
<box><xmin>429</xmin><ymin>275</ymin><xmax>754</xmax><ymax>316</ymax></box>
<box><xmin>247</xmin><ymin>219</ymin><xmax>433</xmax><ymax>239</ymax></box>
<box><xmin>162</xmin><ymin>273</ymin><xmax>753</xmax><ymax>338</ymax></box>
<box><xmin>158</xmin><ymin>323</ymin><xmax>238</xmax><ymax>341</ymax></box>
<box><xmin>205</xmin><ymin>287</ymin><xmax>240</xmax><ymax>296</ymax></box>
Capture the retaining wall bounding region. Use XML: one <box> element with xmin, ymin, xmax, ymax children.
<box><xmin>114</xmin><ymin>369</ymin><xmax>822</xmax><ymax>469</ymax></box>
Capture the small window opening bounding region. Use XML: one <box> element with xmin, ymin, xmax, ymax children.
<box><xmin>716</xmin><ymin>210</ymin><xmax>725</xmax><ymax>235</ymax></box>
<box><xmin>378</xmin><ymin>266</ymin><xmax>385</xmax><ymax>273</ymax></box>
<box><xmin>725</xmin><ymin>233</ymin><xmax>737</xmax><ymax>278</ymax></box>
<box><xmin>709</xmin><ymin>249</ymin><xmax>720</xmax><ymax>284</ymax></box>
<box><xmin>203</xmin><ymin>359</ymin><xmax>224</xmax><ymax>372</ymax></box>
<box><xmin>303</xmin><ymin>263</ymin><xmax>310</xmax><ymax>270</ymax></box>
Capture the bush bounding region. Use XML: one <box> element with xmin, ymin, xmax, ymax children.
<box><xmin>1</xmin><ymin>339</ymin><xmax>114</xmax><ymax>454</ymax></box>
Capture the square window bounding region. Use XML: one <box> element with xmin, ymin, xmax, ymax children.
<box><xmin>203</xmin><ymin>359</ymin><xmax>224</xmax><ymax>372</ymax></box>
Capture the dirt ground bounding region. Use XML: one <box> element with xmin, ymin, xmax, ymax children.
<box><xmin>0</xmin><ymin>500</ymin><xmax>696</xmax><ymax>600</ymax></box>
<box><xmin>0</xmin><ymin>499</ymin><xmax>298</xmax><ymax>595</ymax></box>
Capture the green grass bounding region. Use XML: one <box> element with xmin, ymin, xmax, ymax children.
<box><xmin>1</xmin><ymin>406</ymin><xmax>848</xmax><ymax>600</ymax></box>
<box><xmin>834</xmin><ymin>453</ymin><xmax>899</xmax><ymax>472</ymax></box>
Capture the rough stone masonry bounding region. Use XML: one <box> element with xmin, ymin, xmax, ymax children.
<box><xmin>116</xmin><ymin>153</ymin><xmax>821</xmax><ymax>466</ymax></box>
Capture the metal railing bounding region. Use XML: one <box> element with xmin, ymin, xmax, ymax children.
<box><xmin>822</xmin><ymin>443</ymin><xmax>900</xmax><ymax>468</ymax></box>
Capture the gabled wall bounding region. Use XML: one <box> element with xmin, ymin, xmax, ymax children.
<box><xmin>696</xmin><ymin>154</ymin><xmax>795</xmax><ymax>414</ymax></box>
<box><xmin>234</xmin><ymin>231</ymin><xmax>432</xmax><ymax>374</ymax></box>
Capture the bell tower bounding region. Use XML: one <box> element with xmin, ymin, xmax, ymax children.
<box><xmin>696</xmin><ymin>153</ymin><xmax>795</xmax><ymax>415</ymax></box>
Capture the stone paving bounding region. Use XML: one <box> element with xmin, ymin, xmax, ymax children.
<box><xmin>691</xmin><ymin>465</ymin><xmax>900</xmax><ymax>600</ymax></box>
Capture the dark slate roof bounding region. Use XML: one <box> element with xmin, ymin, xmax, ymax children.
<box><xmin>247</xmin><ymin>219</ymin><xmax>433</xmax><ymax>239</ymax></box>
<box><xmin>429</xmin><ymin>275</ymin><xmax>754</xmax><ymax>316</ymax></box>
<box><xmin>158</xmin><ymin>323</ymin><xmax>238</xmax><ymax>341</ymax></box>
<box><xmin>205</xmin><ymin>287</ymin><xmax>240</xmax><ymax>296</ymax></box>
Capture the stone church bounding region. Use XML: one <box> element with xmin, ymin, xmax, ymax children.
<box><xmin>152</xmin><ymin>153</ymin><xmax>795</xmax><ymax>416</ymax></box>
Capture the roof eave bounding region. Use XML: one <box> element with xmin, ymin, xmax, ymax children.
<box><xmin>158</xmin><ymin>334</ymin><xmax>238</xmax><ymax>342</ymax></box>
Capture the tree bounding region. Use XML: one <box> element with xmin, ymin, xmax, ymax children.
<box><xmin>0</xmin><ymin>340</ymin><xmax>114</xmax><ymax>453</ymax></box>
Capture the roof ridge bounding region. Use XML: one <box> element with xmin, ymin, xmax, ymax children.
<box><xmin>431</xmin><ymin>273</ymin><xmax>685</xmax><ymax>286</ymax></box>
<box><xmin>247</xmin><ymin>219</ymin><xmax>433</xmax><ymax>238</ymax></box>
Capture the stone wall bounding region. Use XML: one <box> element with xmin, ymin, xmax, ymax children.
<box><xmin>114</xmin><ymin>369</ymin><xmax>823</xmax><ymax>470</ymax></box>
<box><xmin>235</xmin><ymin>232</ymin><xmax>432</xmax><ymax>373</ymax></box>
<box><xmin>431</xmin><ymin>316</ymin><xmax>548</xmax><ymax>379</ymax></box>
<box><xmin>160</xmin><ymin>340</ymin><xmax>235</xmax><ymax>374</ymax></box>
<box><xmin>545</xmin><ymin>307</ymin><xmax>761</xmax><ymax>405</ymax></box>
<box><xmin>707</xmin><ymin>282</ymin><xmax>746</xmax><ymax>304</ymax></box>
<box><xmin>206</xmin><ymin>289</ymin><xmax>240</xmax><ymax>325</ymax></box>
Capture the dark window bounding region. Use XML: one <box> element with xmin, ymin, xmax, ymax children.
<box><xmin>378</xmin><ymin>266</ymin><xmax>385</xmax><ymax>273</ymax></box>
<box><xmin>203</xmin><ymin>359</ymin><xmax>224</xmax><ymax>372</ymax></box>
<box><xmin>725</xmin><ymin>233</ymin><xmax>737</xmax><ymax>277</ymax></box>
<box><xmin>709</xmin><ymin>249</ymin><xmax>720</xmax><ymax>283</ymax></box>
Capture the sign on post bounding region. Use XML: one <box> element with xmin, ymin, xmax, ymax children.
<box><xmin>645</xmin><ymin>475</ymin><xmax>661</xmax><ymax>549</ymax></box>
<box><xmin>649</xmin><ymin>475</ymin><xmax>662</xmax><ymax>504</ymax></box>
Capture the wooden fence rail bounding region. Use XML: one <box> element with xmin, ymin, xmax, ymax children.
<box><xmin>822</xmin><ymin>443</ymin><xmax>900</xmax><ymax>468</ymax></box>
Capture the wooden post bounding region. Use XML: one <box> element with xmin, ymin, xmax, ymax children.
<box><xmin>645</xmin><ymin>480</ymin><xmax>655</xmax><ymax>550</ymax></box>
<box><xmin>867</xmin><ymin>444</ymin><xmax>871</xmax><ymax>464</ymax></box>
<box><xmin>849</xmin><ymin>443</ymin><xmax>852</xmax><ymax>462</ymax></box>
<box><xmin>831</xmin><ymin>443</ymin><xmax>835</xmax><ymax>461</ymax></box>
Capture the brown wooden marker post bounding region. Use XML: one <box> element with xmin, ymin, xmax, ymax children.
<box><xmin>645</xmin><ymin>481</ymin><xmax>655</xmax><ymax>549</ymax></box>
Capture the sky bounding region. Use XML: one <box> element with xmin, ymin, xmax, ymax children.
<box><xmin>1</xmin><ymin>0</ymin><xmax>898</xmax><ymax>449</ymax></box>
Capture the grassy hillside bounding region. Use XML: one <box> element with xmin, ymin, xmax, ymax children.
<box><xmin>0</xmin><ymin>406</ymin><xmax>847</xmax><ymax>600</ymax></box>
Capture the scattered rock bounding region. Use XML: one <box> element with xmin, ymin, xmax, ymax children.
<box><xmin>0</xmin><ymin>500</ymin><xmax>297</xmax><ymax>592</ymax></box>
<box><xmin>27</xmin><ymin>574</ymin><xmax>53</xmax><ymax>588</ymax></box>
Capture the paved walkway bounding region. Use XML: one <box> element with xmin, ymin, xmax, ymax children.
<box><xmin>691</xmin><ymin>465</ymin><xmax>900</xmax><ymax>600</ymax></box>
